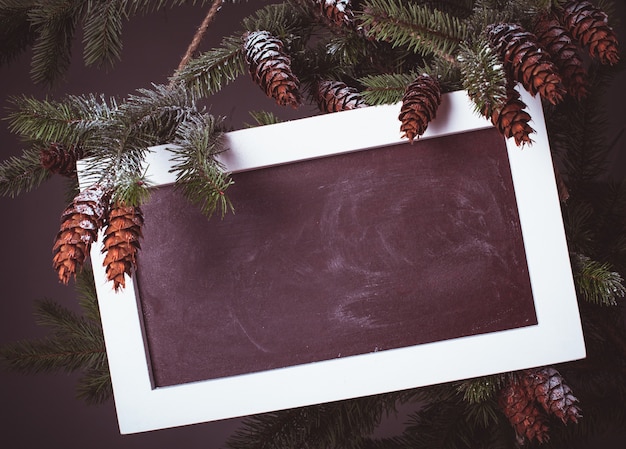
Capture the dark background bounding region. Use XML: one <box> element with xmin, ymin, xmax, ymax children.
<box><xmin>1</xmin><ymin>2</ymin><xmax>625</xmax><ymax>448</ymax></box>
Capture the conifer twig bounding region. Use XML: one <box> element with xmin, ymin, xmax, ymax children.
<box><xmin>172</xmin><ymin>0</ymin><xmax>223</xmax><ymax>79</ymax></box>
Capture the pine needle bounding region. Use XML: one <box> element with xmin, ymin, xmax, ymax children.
<box><xmin>170</xmin><ymin>113</ymin><xmax>234</xmax><ymax>218</ymax></box>
<box><xmin>0</xmin><ymin>147</ymin><xmax>51</xmax><ymax>197</ymax></box>
<box><xmin>572</xmin><ymin>253</ymin><xmax>626</xmax><ymax>306</ymax></box>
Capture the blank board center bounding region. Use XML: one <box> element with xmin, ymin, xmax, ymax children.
<box><xmin>135</xmin><ymin>127</ymin><xmax>537</xmax><ymax>388</ymax></box>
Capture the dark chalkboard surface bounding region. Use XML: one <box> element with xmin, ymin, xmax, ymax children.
<box><xmin>135</xmin><ymin>127</ymin><xmax>537</xmax><ymax>388</ymax></box>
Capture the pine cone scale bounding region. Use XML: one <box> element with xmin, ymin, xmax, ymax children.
<box><xmin>52</xmin><ymin>185</ymin><xmax>108</xmax><ymax>285</ymax></box>
<box><xmin>561</xmin><ymin>0</ymin><xmax>620</xmax><ymax>65</ymax></box>
<box><xmin>398</xmin><ymin>74</ymin><xmax>441</xmax><ymax>143</ymax></box>
<box><xmin>101</xmin><ymin>203</ymin><xmax>143</xmax><ymax>291</ymax></box>
<box><xmin>487</xmin><ymin>23</ymin><xmax>566</xmax><ymax>105</ymax></box>
<box><xmin>244</xmin><ymin>30</ymin><xmax>302</xmax><ymax>108</ymax></box>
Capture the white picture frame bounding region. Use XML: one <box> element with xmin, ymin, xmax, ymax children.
<box><xmin>79</xmin><ymin>87</ymin><xmax>585</xmax><ymax>434</ymax></box>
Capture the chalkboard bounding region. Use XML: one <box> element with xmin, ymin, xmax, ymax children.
<box><xmin>135</xmin><ymin>127</ymin><xmax>536</xmax><ymax>387</ymax></box>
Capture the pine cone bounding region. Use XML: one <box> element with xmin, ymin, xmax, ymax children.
<box><xmin>499</xmin><ymin>380</ymin><xmax>551</xmax><ymax>444</ymax></box>
<box><xmin>102</xmin><ymin>203</ymin><xmax>143</xmax><ymax>291</ymax></box>
<box><xmin>315</xmin><ymin>80</ymin><xmax>366</xmax><ymax>112</ymax></box>
<box><xmin>561</xmin><ymin>0</ymin><xmax>620</xmax><ymax>65</ymax></box>
<box><xmin>39</xmin><ymin>143</ymin><xmax>84</xmax><ymax>177</ymax></box>
<box><xmin>398</xmin><ymin>74</ymin><xmax>441</xmax><ymax>143</ymax></box>
<box><xmin>243</xmin><ymin>30</ymin><xmax>302</xmax><ymax>108</ymax></box>
<box><xmin>523</xmin><ymin>367</ymin><xmax>582</xmax><ymax>424</ymax></box>
<box><xmin>314</xmin><ymin>0</ymin><xmax>355</xmax><ymax>29</ymax></box>
<box><xmin>53</xmin><ymin>185</ymin><xmax>108</xmax><ymax>285</ymax></box>
<box><xmin>490</xmin><ymin>85</ymin><xmax>535</xmax><ymax>147</ymax></box>
<box><xmin>486</xmin><ymin>22</ymin><xmax>566</xmax><ymax>105</ymax></box>
<box><xmin>533</xmin><ymin>15</ymin><xmax>589</xmax><ymax>100</ymax></box>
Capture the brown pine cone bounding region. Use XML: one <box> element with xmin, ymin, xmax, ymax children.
<box><xmin>561</xmin><ymin>0</ymin><xmax>620</xmax><ymax>65</ymax></box>
<box><xmin>486</xmin><ymin>22</ymin><xmax>566</xmax><ymax>105</ymax></box>
<box><xmin>315</xmin><ymin>80</ymin><xmax>366</xmax><ymax>112</ymax></box>
<box><xmin>533</xmin><ymin>15</ymin><xmax>589</xmax><ymax>100</ymax></box>
<box><xmin>243</xmin><ymin>30</ymin><xmax>302</xmax><ymax>108</ymax></box>
<box><xmin>523</xmin><ymin>367</ymin><xmax>582</xmax><ymax>424</ymax></box>
<box><xmin>102</xmin><ymin>203</ymin><xmax>143</xmax><ymax>291</ymax></box>
<box><xmin>499</xmin><ymin>380</ymin><xmax>551</xmax><ymax>444</ymax></box>
<box><xmin>52</xmin><ymin>185</ymin><xmax>108</xmax><ymax>285</ymax></box>
<box><xmin>39</xmin><ymin>143</ymin><xmax>84</xmax><ymax>177</ymax></box>
<box><xmin>398</xmin><ymin>74</ymin><xmax>441</xmax><ymax>143</ymax></box>
<box><xmin>313</xmin><ymin>0</ymin><xmax>355</xmax><ymax>29</ymax></box>
<box><xmin>491</xmin><ymin>85</ymin><xmax>535</xmax><ymax>147</ymax></box>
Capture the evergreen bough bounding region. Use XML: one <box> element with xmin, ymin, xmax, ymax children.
<box><xmin>1</xmin><ymin>0</ymin><xmax>625</xmax><ymax>446</ymax></box>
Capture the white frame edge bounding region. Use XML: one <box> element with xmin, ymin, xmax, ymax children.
<box><xmin>82</xmin><ymin>88</ymin><xmax>585</xmax><ymax>434</ymax></box>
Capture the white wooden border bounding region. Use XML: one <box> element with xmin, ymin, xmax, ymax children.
<box><xmin>80</xmin><ymin>88</ymin><xmax>585</xmax><ymax>434</ymax></box>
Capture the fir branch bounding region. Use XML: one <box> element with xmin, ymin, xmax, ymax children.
<box><xmin>27</xmin><ymin>0</ymin><xmax>85</xmax><ymax>85</ymax></box>
<box><xmin>457</xmin><ymin>39</ymin><xmax>507</xmax><ymax>118</ymax></box>
<box><xmin>0</xmin><ymin>336</ymin><xmax>106</xmax><ymax>374</ymax></box>
<box><xmin>562</xmin><ymin>199</ymin><xmax>596</xmax><ymax>256</ymax></box>
<box><xmin>82</xmin><ymin>0</ymin><xmax>125</xmax><ymax>68</ymax></box>
<box><xmin>0</xmin><ymin>0</ymin><xmax>37</xmax><ymax>66</ymax></box>
<box><xmin>33</xmin><ymin>299</ymin><xmax>103</xmax><ymax>343</ymax></box>
<box><xmin>76</xmin><ymin>365</ymin><xmax>112</xmax><ymax>405</ymax></box>
<box><xmin>572</xmin><ymin>253</ymin><xmax>626</xmax><ymax>306</ymax></box>
<box><xmin>358</xmin><ymin>72</ymin><xmax>417</xmax><ymax>105</ymax></box>
<box><xmin>170</xmin><ymin>113</ymin><xmax>233</xmax><ymax>218</ymax></box>
<box><xmin>0</xmin><ymin>299</ymin><xmax>106</xmax><ymax>374</ymax></box>
<box><xmin>226</xmin><ymin>394</ymin><xmax>399</xmax><ymax>449</ymax></box>
<box><xmin>7</xmin><ymin>94</ymin><xmax>117</xmax><ymax>147</ymax></box>
<box><xmin>76</xmin><ymin>267</ymin><xmax>101</xmax><ymax>324</ymax></box>
<box><xmin>171</xmin><ymin>34</ymin><xmax>247</xmax><ymax>98</ymax></box>
<box><xmin>358</xmin><ymin>0</ymin><xmax>468</xmax><ymax>63</ymax></box>
<box><xmin>111</xmin><ymin>173</ymin><xmax>152</xmax><ymax>207</ymax></box>
<box><xmin>456</xmin><ymin>375</ymin><xmax>507</xmax><ymax>404</ymax></box>
<box><xmin>245</xmin><ymin>110</ymin><xmax>282</xmax><ymax>127</ymax></box>
<box><xmin>0</xmin><ymin>147</ymin><xmax>50</xmax><ymax>197</ymax></box>
<box><xmin>241</xmin><ymin>1</ymin><xmax>312</xmax><ymax>39</ymax></box>
<box><xmin>122</xmin><ymin>83</ymin><xmax>200</xmax><ymax>145</ymax></box>
<box><xmin>418</xmin><ymin>0</ymin><xmax>476</xmax><ymax>18</ymax></box>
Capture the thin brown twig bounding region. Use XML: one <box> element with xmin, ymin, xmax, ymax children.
<box><xmin>171</xmin><ymin>0</ymin><xmax>223</xmax><ymax>80</ymax></box>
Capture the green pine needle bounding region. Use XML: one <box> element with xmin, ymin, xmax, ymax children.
<box><xmin>0</xmin><ymin>267</ymin><xmax>112</xmax><ymax>404</ymax></box>
<box><xmin>572</xmin><ymin>253</ymin><xmax>626</xmax><ymax>306</ymax></box>
<box><xmin>359</xmin><ymin>72</ymin><xmax>417</xmax><ymax>105</ymax></box>
<box><xmin>27</xmin><ymin>0</ymin><xmax>83</xmax><ymax>85</ymax></box>
<box><xmin>0</xmin><ymin>147</ymin><xmax>51</xmax><ymax>197</ymax></box>
<box><xmin>0</xmin><ymin>298</ymin><xmax>106</xmax><ymax>374</ymax></box>
<box><xmin>226</xmin><ymin>394</ymin><xmax>399</xmax><ymax>449</ymax></box>
<box><xmin>456</xmin><ymin>375</ymin><xmax>506</xmax><ymax>404</ymax></box>
<box><xmin>246</xmin><ymin>110</ymin><xmax>282</xmax><ymax>127</ymax></box>
<box><xmin>170</xmin><ymin>113</ymin><xmax>234</xmax><ymax>218</ymax></box>
<box><xmin>172</xmin><ymin>34</ymin><xmax>247</xmax><ymax>98</ymax></box>
<box><xmin>359</xmin><ymin>0</ymin><xmax>468</xmax><ymax>61</ymax></box>
<box><xmin>241</xmin><ymin>1</ymin><xmax>310</xmax><ymax>38</ymax></box>
<box><xmin>0</xmin><ymin>0</ymin><xmax>36</xmax><ymax>66</ymax></box>
<box><xmin>82</xmin><ymin>0</ymin><xmax>125</xmax><ymax>68</ymax></box>
<box><xmin>457</xmin><ymin>39</ymin><xmax>507</xmax><ymax>119</ymax></box>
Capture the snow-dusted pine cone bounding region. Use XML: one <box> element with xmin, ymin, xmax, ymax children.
<box><xmin>39</xmin><ymin>143</ymin><xmax>84</xmax><ymax>177</ymax></box>
<box><xmin>102</xmin><ymin>203</ymin><xmax>143</xmax><ymax>291</ymax></box>
<box><xmin>243</xmin><ymin>30</ymin><xmax>302</xmax><ymax>108</ymax></box>
<box><xmin>486</xmin><ymin>22</ymin><xmax>566</xmax><ymax>105</ymax></box>
<box><xmin>499</xmin><ymin>380</ymin><xmax>551</xmax><ymax>444</ymax></box>
<box><xmin>533</xmin><ymin>15</ymin><xmax>589</xmax><ymax>100</ymax></box>
<box><xmin>315</xmin><ymin>80</ymin><xmax>366</xmax><ymax>112</ymax></box>
<box><xmin>490</xmin><ymin>85</ymin><xmax>535</xmax><ymax>147</ymax></box>
<box><xmin>313</xmin><ymin>0</ymin><xmax>355</xmax><ymax>29</ymax></box>
<box><xmin>523</xmin><ymin>367</ymin><xmax>582</xmax><ymax>424</ymax></box>
<box><xmin>561</xmin><ymin>0</ymin><xmax>620</xmax><ymax>65</ymax></box>
<box><xmin>398</xmin><ymin>74</ymin><xmax>441</xmax><ymax>143</ymax></box>
<box><xmin>53</xmin><ymin>185</ymin><xmax>108</xmax><ymax>285</ymax></box>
